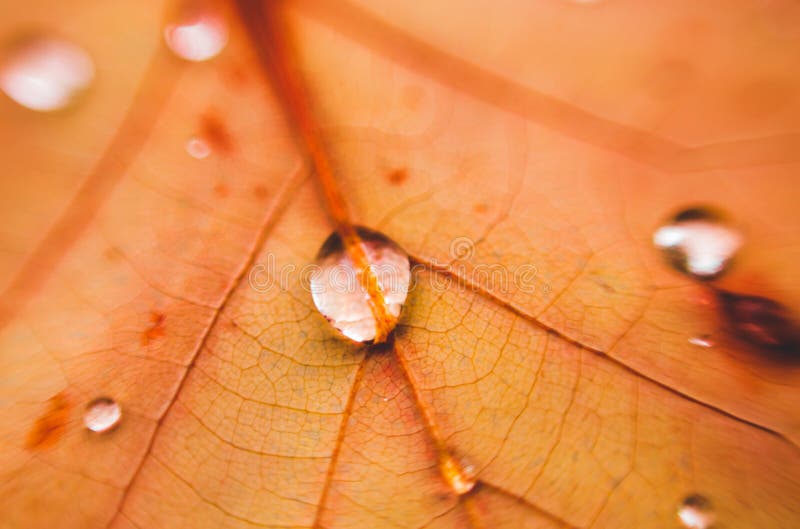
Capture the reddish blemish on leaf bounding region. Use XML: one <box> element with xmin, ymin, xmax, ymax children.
<box><xmin>473</xmin><ymin>203</ymin><xmax>488</xmax><ymax>214</ymax></box>
<box><xmin>387</xmin><ymin>168</ymin><xmax>408</xmax><ymax>185</ymax></box>
<box><xmin>25</xmin><ymin>392</ymin><xmax>70</xmax><ymax>450</ymax></box>
<box><xmin>213</xmin><ymin>182</ymin><xmax>230</xmax><ymax>197</ymax></box>
<box><xmin>142</xmin><ymin>311</ymin><xmax>166</xmax><ymax>346</ymax></box>
<box><xmin>252</xmin><ymin>184</ymin><xmax>269</xmax><ymax>199</ymax></box>
<box><xmin>226</xmin><ymin>64</ymin><xmax>250</xmax><ymax>87</ymax></box>
<box><xmin>200</xmin><ymin>111</ymin><xmax>234</xmax><ymax>153</ymax></box>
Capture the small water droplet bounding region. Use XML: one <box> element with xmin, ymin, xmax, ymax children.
<box><xmin>0</xmin><ymin>35</ymin><xmax>94</xmax><ymax>112</ymax></box>
<box><xmin>678</xmin><ymin>494</ymin><xmax>715</xmax><ymax>529</ymax></box>
<box><xmin>653</xmin><ymin>207</ymin><xmax>742</xmax><ymax>280</ymax></box>
<box><xmin>688</xmin><ymin>334</ymin><xmax>713</xmax><ymax>348</ymax></box>
<box><xmin>185</xmin><ymin>136</ymin><xmax>211</xmax><ymax>159</ymax></box>
<box><xmin>311</xmin><ymin>227</ymin><xmax>410</xmax><ymax>343</ymax></box>
<box><xmin>164</xmin><ymin>6</ymin><xmax>228</xmax><ymax>62</ymax></box>
<box><xmin>440</xmin><ymin>455</ymin><xmax>476</xmax><ymax>495</ymax></box>
<box><xmin>83</xmin><ymin>397</ymin><xmax>121</xmax><ymax>433</ymax></box>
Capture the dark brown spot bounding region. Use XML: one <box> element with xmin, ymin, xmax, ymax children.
<box><xmin>387</xmin><ymin>168</ymin><xmax>408</xmax><ymax>185</ymax></box>
<box><xmin>213</xmin><ymin>183</ymin><xmax>230</xmax><ymax>197</ymax></box>
<box><xmin>26</xmin><ymin>392</ymin><xmax>70</xmax><ymax>450</ymax></box>
<box><xmin>253</xmin><ymin>184</ymin><xmax>269</xmax><ymax>199</ymax></box>
<box><xmin>717</xmin><ymin>290</ymin><xmax>799</xmax><ymax>351</ymax></box>
<box><xmin>142</xmin><ymin>311</ymin><xmax>166</xmax><ymax>345</ymax></box>
<box><xmin>200</xmin><ymin>112</ymin><xmax>234</xmax><ymax>154</ymax></box>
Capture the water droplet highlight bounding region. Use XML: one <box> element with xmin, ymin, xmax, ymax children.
<box><xmin>185</xmin><ymin>136</ymin><xmax>211</xmax><ymax>159</ymax></box>
<box><xmin>653</xmin><ymin>207</ymin><xmax>742</xmax><ymax>280</ymax></box>
<box><xmin>83</xmin><ymin>397</ymin><xmax>121</xmax><ymax>433</ymax></box>
<box><xmin>164</xmin><ymin>7</ymin><xmax>228</xmax><ymax>62</ymax></box>
<box><xmin>0</xmin><ymin>35</ymin><xmax>94</xmax><ymax>112</ymax></box>
<box><xmin>688</xmin><ymin>334</ymin><xmax>713</xmax><ymax>348</ymax></box>
<box><xmin>440</xmin><ymin>455</ymin><xmax>476</xmax><ymax>495</ymax></box>
<box><xmin>310</xmin><ymin>226</ymin><xmax>410</xmax><ymax>343</ymax></box>
<box><xmin>678</xmin><ymin>494</ymin><xmax>715</xmax><ymax>529</ymax></box>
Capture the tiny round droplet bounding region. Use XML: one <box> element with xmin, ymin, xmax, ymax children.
<box><xmin>83</xmin><ymin>397</ymin><xmax>121</xmax><ymax>433</ymax></box>
<box><xmin>185</xmin><ymin>136</ymin><xmax>211</xmax><ymax>159</ymax></box>
<box><xmin>164</xmin><ymin>7</ymin><xmax>228</xmax><ymax>62</ymax></box>
<box><xmin>653</xmin><ymin>207</ymin><xmax>742</xmax><ymax>280</ymax></box>
<box><xmin>0</xmin><ymin>35</ymin><xmax>94</xmax><ymax>112</ymax></box>
<box><xmin>678</xmin><ymin>494</ymin><xmax>715</xmax><ymax>529</ymax></box>
<box><xmin>310</xmin><ymin>226</ymin><xmax>410</xmax><ymax>343</ymax></box>
<box><xmin>688</xmin><ymin>334</ymin><xmax>713</xmax><ymax>348</ymax></box>
<box><xmin>440</xmin><ymin>455</ymin><xmax>476</xmax><ymax>495</ymax></box>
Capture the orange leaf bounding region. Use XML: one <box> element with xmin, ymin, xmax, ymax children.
<box><xmin>1</xmin><ymin>1</ymin><xmax>799</xmax><ymax>528</ymax></box>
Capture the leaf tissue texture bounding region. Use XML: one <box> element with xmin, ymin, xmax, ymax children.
<box><xmin>1</xmin><ymin>1</ymin><xmax>799</xmax><ymax>528</ymax></box>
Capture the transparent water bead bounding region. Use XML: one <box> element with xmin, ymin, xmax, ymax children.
<box><xmin>440</xmin><ymin>455</ymin><xmax>476</xmax><ymax>495</ymax></box>
<box><xmin>83</xmin><ymin>397</ymin><xmax>121</xmax><ymax>433</ymax></box>
<box><xmin>311</xmin><ymin>226</ymin><xmax>410</xmax><ymax>343</ymax></box>
<box><xmin>185</xmin><ymin>136</ymin><xmax>211</xmax><ymax>159</ymax></box>
<box><xmin>164</xmin><ymin>6</ymin><xmax>228</xmax><ymax>62</ymax></box>
<box><xmin>678</xmin><ymin>494</ymin><xmax>715</xmax><ymax>529</ymax></box>
<box><xmin>653</xmin><ymin>207</ymin><xmax>742</xmax><ymax>280</ymax></box>
<box><xmin>0</xmin><ymin>35</ymin><xmax>94</xmax><ymax>111</ymax></box>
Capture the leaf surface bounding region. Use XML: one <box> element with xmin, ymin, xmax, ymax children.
<box><xmin>1</xmin><ymin>1</ymin><xmax>799</xmax><ymax>528</ymax></box>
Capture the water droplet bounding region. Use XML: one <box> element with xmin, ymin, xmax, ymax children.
<box><xmin>164</xmin><ymin>6</ymin><xmax>228</xmax><ymax>62</ymax></box>
<box><xmin>83</xmin><ymin>397</ymin><xmax>121</xmax><ymax>433</ymax></box>
<box><xmin>653</xmin><ymin>207</ymin><xmax>742</xmax><ymax>280</ymax></box>
<box><xmin>185</xmin><ymin>136</ymin><xmax>211</xmax><ymax>159</ymax></box>
<box><xmin>311</xmin><ymin>227</ymin><xmax>410</xmax><ymax>343</ymax></box>
<box><xmin>718</xmin><ymin>291</ymin><xmax>798</xmax><ymax>349</ymax></box>
<box><xmin>440</xmin><ymin>455</ymin><xmax>476</xmax><ymax>495</ymax></box>
<box><xmin>0</xmin><ymin>35</ymin><xmax>94</xmax><ymax>112</ymax></box>
<box><xmin>688</xmin><ymin>334</ymin><xmax>713</xmax><ymax>348</ymax></box>
<box><xmin>678</xmin><ymin>494</ymin><xmax>715</xmax><ymax>529</ymax></box>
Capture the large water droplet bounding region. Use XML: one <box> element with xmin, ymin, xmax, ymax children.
<box><xmin>310</xmin><ymin>226</ymin><xmax>410</xmax><ymax>343</ymax></box>
<box><xmin>653</xmin><ymin>207</ymin><xmax>742</xmax><ymax>280</ymax></box>
<box><xmin>0</xmin><ymin>35</ymin><xmax>94</xmax><ymax>112</ymax></box>
<box><xmin>83</xmin><ymin>397</ymin><xmax>121</xmax><ymax>433</ymax></box>
<box><xmin>440</xmin><ymin>455</ymin><xmax>476</xmax><ymax>495</ymax></box>
<box><xmin>164</xmin><ymin>6</ymin><xmax>228</xmax><ymax>62</ymax></box>
<box><xmin>678</xmin><ymin>494</ymin><xmax>715</xmax><ymax>529</ymax></box>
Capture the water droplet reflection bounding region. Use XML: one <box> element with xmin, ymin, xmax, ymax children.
<box><xmin>83</xmin><ymin>397</ymin><xmax>121</xmax><ymax>433</ymax></box>
<box><xmin>688</xmin><ymin>335</ymin><xmax>713</xmax><ymax>348</ymax></box>
<box><xmin>678</xmin><ymin>494</ymin><xmax>715</xmax><ymax>529</ymax></box>
<box><xmin>164</xmin><ymin>7</ymin><xmax>228</xmax><ymax>62</ymax></box>
<box><xmin>653</xmin><ymin>207</ymin><xmax>742</xmax><ymax>280</ymax></box>
<box><xmin>310</xmin><ymin>226</ymin><xmax>410</xmax><ymax>343</ymax></box>
<box><xmin>0</xmin><ymin>35</ymin><xmax>94</xmax><ymax>111</ymax></box>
